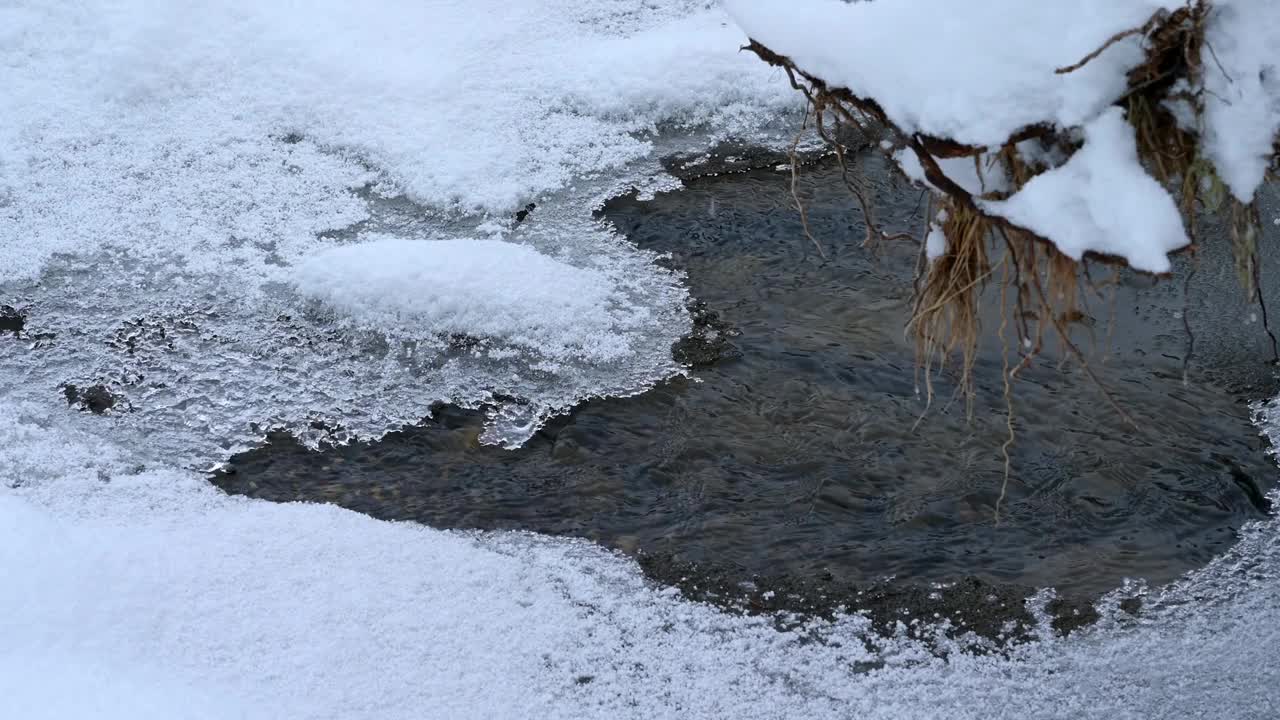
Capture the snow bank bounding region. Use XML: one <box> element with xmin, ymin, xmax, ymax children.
<box><xmin>3</xmin><ymin>399</ymin><xmax>1280</xmax><ymax>719</ymax></box>
<box><xmin>1202</xmin><ymin>0</ymin><xmax>1280</xmax><ymax>202</ymax></box>
<box><xmin>294</xmin><ymin>238</ymin><xmax>641</xmax><ymax>362</ymax></box>
<box><xmin>726</xmin><ymin>0</ymin><xmax>1180</xmax><ymax>147</ymax></box>
<box><xmin>2</xmin><ymin>1</ymin><xmax>796</xmax><ymax>228</ymax></box>
<box><xmin>983</xmin><ymin>109</ymin><xmax>1189</xmax><ymax>273</ymax></box>
<box><xmin>728</xmin><ymin>0</ymin><xmax>1280</xmax><ymax>273</ymax></box>
<box><xmin>727</xmin><ymin>0</ymin><xmax>1200</xmax><ymax>271</ymax></box>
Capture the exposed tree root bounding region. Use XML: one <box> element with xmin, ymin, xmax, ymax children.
<box><xmin>739</xmin><ymin>1</ymin><xmax>1280</xmax><ymax>517</ymax></box>
<box><xmin>742</xmin><ymin>0</ymin><xmax>1276</xmax><ymax>415</ymax></box>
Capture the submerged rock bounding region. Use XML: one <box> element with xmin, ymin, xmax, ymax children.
<box><xmin>0</xmin><ymin>305</ymin><xmax>25</xmax><ymax>336</ymax></box>
<box><xmin>62</xmin><ymin>383</ymin><xmax>123</xmax><ymax>414</ymax></box>
<box><xmin>514</xmin><ymin>202</ymin><xmax>537</xmax><ymax>223</ymax></box>
<box><xmin>671</xmin><ymin>301</ymin><xmax>740</xmax><ymax>367</ymax></box>
<box><xmin>636</xmin><ymin>552</ymin><xmax>1110</xmax><ymax>648</ymax></box>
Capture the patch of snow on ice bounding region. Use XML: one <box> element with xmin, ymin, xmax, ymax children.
<box><xmin>294</xmin><ymin>238</ymin><xmax>640</xmax><ymax>363</ymax></box>
<box><xmin>1202</xmin><ymin>0</ymin><xmax>1280</xmax><ymax>203</ymax></box>
<box><xmin>726</xmin><ymin>0</ymin><xmax>1181</xmax><ymax>147</ymax></box>
<box><xmin>983</xmin><ymin>109</ymin><xmax>1188</xmax><ymax>273</ymax></box>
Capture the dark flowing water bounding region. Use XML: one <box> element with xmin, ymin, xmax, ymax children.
<box><xmin>214</xmin><ymin>151</ymin><xmax>1278</xmax><ymax>601</ymax></box>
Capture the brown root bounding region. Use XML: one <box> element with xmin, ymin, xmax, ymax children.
<box><xmin>909</xmin><ymin>199</ymin><xmax>991</xmax><ymax>414</ymax></box>
<box><xmin>739</xmin><ymin>0</ymin><xmax>1280</xmax><ymax>518</ymax></box>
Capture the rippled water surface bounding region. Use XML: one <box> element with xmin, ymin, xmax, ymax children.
<box><xmin>215</xmin><ymin>152</ymin><xmax>1279</xmax><ymax>596</ymax></box>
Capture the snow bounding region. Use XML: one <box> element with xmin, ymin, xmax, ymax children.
<box><xmin>728</xmin><ymin>0</ymin><xmax>1220</xmax><ymax>273</ymax></box>
<box><xmin>294</xmin><ymin>237</ymin><xmax>645</xmax><ymax>363</ymax></box>
<box><xmin>926</xmin><ymin>211</ymin><xmax>949</xmax><ymax>261</ymax></box>
<box><xmin>1202</xmin><ymin>0</ymin><xmax>1280</xmax><ymax>203</ymax></box>
<box><xmin>2</xmin><ymin>0</ymin><xmax>795</xmax><ymax>224</ymax></box>
<box><xmin>983</xmin><ymin>109</ymin><xmax>1190</xmax><ymax>273</ymax></box>
<box><xmin>2</xmin><ymin>399</ymin><xmax>1280</xmax><ymax>719</ymax></box>
<box><xmin>5</xmin><ymin>1</ymin><xmax>1280</xmax><ymax>717</ymax></box>
<box><xmin>893</xmin><ymin>149</ymin><xmax>1009</xmax><ymax>197</ymax></box>
<box><xmin>725</xmin><ymin>0</ymin><xmax>1181</xmax><ymax>147</ymax></box>
<box><xmin>0</xmin><ymin>0</ymin><xmax>797</xmax><ymax>453</ymax></box>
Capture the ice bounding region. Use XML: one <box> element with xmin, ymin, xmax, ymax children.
<box><xmin>2</xmin><ymin>399</ymin><xmax>1279</xmax><ymax>719</ymax></box>
<box><xmin>0</xmin><ymin>202</ymin><xmax>691</xmax><ymax>459</ymax></box>
<box><xmin>0</xmin><ymin>0</ymin><xmax>798</xmax><ymax>457</ymax></box>
<box><xmin>983</xmin><ymin>109</ymin><xmax>1190</xmax><ymax>273</ymax></box>
<box><xmin>294</xmin><ymin>237</ymin><xmax>649</xmax><ymax>364</ymax></box>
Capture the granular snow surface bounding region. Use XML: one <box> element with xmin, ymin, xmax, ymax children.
<box><xmin>3</xmin><ymin>1</ymin><xmax>1280</xmax><ymax>718</ymax></box>
<box><xmin>0</xmin><ymin>0</ymin><xmax>797</xmax><ymax>455</ymax></box>
<box><xmin>2</xmin><ymin>400</ymin><xmax>1279</xmax><ymax>719</ymax></box>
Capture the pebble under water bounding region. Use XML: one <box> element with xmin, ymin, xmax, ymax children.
<box><xmin>214</xmin><ymin>150</ymin><xmax>1278</xmax><ymax>609</ymax></box>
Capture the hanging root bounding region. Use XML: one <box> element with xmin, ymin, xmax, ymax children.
<box><xmin>996</xmin><ymin>248</ymin><xmax>1015</xmax><ymax>525</ymax></box>
<box><xmin>740</xmin><ymin>0</ymin><xmax>1280</xmax><ymax>518</ymax></box>
<box><xmin>789</xmin><ymin>105</ymin><xmax>826</xmax><ymax>259</ymax></box>
<box><xmin>909</xmin><ymin>198</ymin><xmax>992</xmax><ymax>414</ymax></box>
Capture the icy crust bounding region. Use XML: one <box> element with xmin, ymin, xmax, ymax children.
<box><xmin>0</xmin><ymin>0</ymin><xmax>801</xmax><ymax>456</ymax></box>
<box><xmin>0</xmin><ymin>207</ymin><xmax>690</xmax><ymax>460</ymax></box>
<box><xmin>983</xmin><ymin>109</ymin><xmax>1189</xmax><ymax>273</ymax></box>
<box><xmin>725</xmin><ymin>0</ymin><xmax>1181</xmax><ymax>147</ymax></box>
<box><xmin>3</xmin><ymin>400</ymin><xmax>1280</xmax><ymax>719</ymax></box>
<box><xmin>0</xmin><ymin>128</ymin><xmax>694</xmax><ymax>454</ymax></box>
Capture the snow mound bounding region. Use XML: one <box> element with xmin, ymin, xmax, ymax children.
<box><xmin>3</xmin><ymin>399</ymin><xmax>1280</xmax><ymax>719</ymax></box>
<box><xmin>983</xmin><ymin>109</ymin><xmax>1188</xmax><ymax>273</ymax></box>
<box><xmin>726</xmin><ymin>0</ymin><xmax>1180</xmax><ymax>147</ymax></box>
<box><xmin>294</xmin><ymin>238</ymin><xmax>637</xmax><ymax>363</ymax></box>
<box><xmin>727</xmin><ymin>0</ymin><xmax>1280</xmax><ymax>271</ymax></box>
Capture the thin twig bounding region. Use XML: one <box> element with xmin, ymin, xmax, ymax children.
<box><xmin>1181</xmin><ymin>250</ymin><xmax>1197</xmax><ymax>384</ymax></box>
<box><xmin>1203</xmin><ymin>38</ymin><xmax>1235</xmax><ymax>84</ymax></box>
<box><xmin>1026</xmin><ymin>255</ymin><xmax>1140</xmax><ymax>429</ymax></box>
<box><xmin>996</xmin><ymin>256</ymin><xmax>1015</xmax><ymax>525</ymax></box>
<box><xmin>1253</xmin><ymin>257</ymin><xmax>1280</xmax><ymax>363</ymax></box>
<box><xmin>1057</xmin><ymin>28</ymin><xmax>1147</xmax><ymax>74</ymax></box>
<box><xmin>789</xmin><ymin>106</ymin><xmax>826</xmax><ymax>259</ymax></box>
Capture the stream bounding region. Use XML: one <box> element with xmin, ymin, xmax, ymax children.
<box><xmin>213</xmin><ymin>149</ymin><xmax>1279</xmax><ymax>628</ymax></box>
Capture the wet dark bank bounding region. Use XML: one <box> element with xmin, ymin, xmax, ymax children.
<box><xmin>212</xmin><ymin>151</ymin><xmax>1279</xmax><ymax>631</ymax></box>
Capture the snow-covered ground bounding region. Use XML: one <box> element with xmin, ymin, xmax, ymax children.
<box><xmin>4</xmin><ymin>399</ymin><xmax>1279</xmax><ymax>719</ymax></box>
<box><xmin>0</xmin><ymin>0</ymin><xmax>799</xmax><ymax>454</ymax></box>
<box><xmin>3</xmin><ymin>1</ymin><xmax>1280</xmax><ymax>718</ymax></box>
